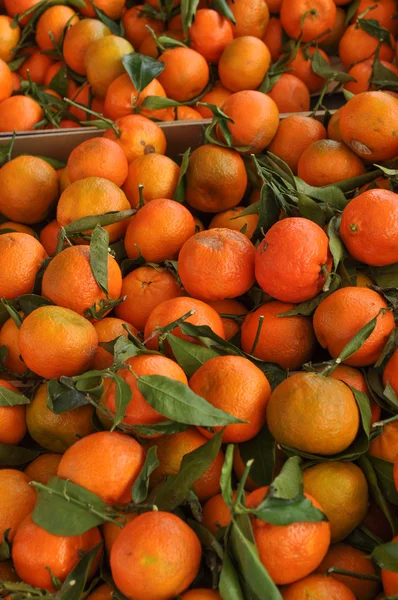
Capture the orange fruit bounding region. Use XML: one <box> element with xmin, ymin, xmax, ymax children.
<box><xmin>122</xmin><ymin>5</ymin><xmax>165</xmax><ymax>48</ymax></box>
<box><xmin>359</xmin><ymin>176</ymin><xmax>393</xmax><ymax>194</ymax></box>
<box><xmin>104</xmin><ymin>354</ymin><xmax>188</xmax><ymax>430</ymax></box>
<box><xmin>241</xmin><ymin>301</ymin><xmax>316</xmax><ymax>369</ymax></box>
<box><xmin>381</xmin><ymin>534</ymin><xmax>398</xmax><ymax>596</ymax></box>
<box><xmin>302</xmin><ymin>461</ymin><xmax>368</xmax><ymax>542</ymax></box>
<box><xmin>115</xmin><ymin>266</ymin><xmax>184</xmax><ymax>331</ymax></box>
<box><xmin>339</xmin><ymin>23</ymin><xmax>395</xmax><ymax>69</ymax></box>
<box><xmin>0</xmin><ymin>233</ymin><xmax>47</xmax><ymax>300</ymax></box>
<box><xmin>313</xmin><ymin>286</ymin><xmax>395</xmax><ymax>367</ymax></box>
<box><xmin>0</xmin><ymin>222</ymin><xmax>35</xmax><ymax>236</ymax></box>
<box><xmin>268</xmin><ymin>114</ymin><xmax>327</xmax><ymax>174</ymax></box>
<box><xmin>58</xmin><ymin>431</ymin><xmax>145</xmax><ymax>505</ymax></box>
<box><xmin>208</xmin><ymin>299</ymin><xmax>248</xmax><ymax>341</ymax></box>
<box><xmin>267</xmin><ymin>73</ymin><xmax>311</xmax><ymax>113</ymax></box>
<box><xmin>255</xmin><ymin>217</ymin><xmax>331</xmax><ymax>303</ymax></box>
<box><xmin>281</xmin><ymin>574</ymin><xmax>355</xmax><ymax>599</ymax></box>
<box><xmin>39</xmin><ymin>220</ymin><xmax>62</xmax><ymax>256</ymax></box>
<box><xmin>287</xmin><ymin>46</ymin><xmax>331</xmax><ymax>93</ymax></box>
<box><xmin>340</xmin><ymin>91</ymin><xmax>398</xmax><ymax>163</ymax></box>
<box><xmin>185</xmin><ymin>145</ymin><xmax>247</xmax><ymax>212</ymax></box>
<box><xmin>176</xmin><ymin>106</ymin><xmax>203</xmax><ymax>120</ymax></box>
<box><xmin>144</xmin><ymin>296</ymin><xmax>225</xmax><ymax>350</ymax></box>
<box><xmin>201</xmin><ymin>492</ymin><xmax>234</xmax><ymax>534</ymax></box>
<box><xmin>84</xmin><ymin>35</ymin><xmax>134</xmax><ymax>97</ymax></box>
<box><xmin>92</xmin><ymin>317</ymin><xmax>137</xmax><ymax>370</ymax></box>
<box><xmin>330</xmin><ymin>364</ymin><xmax>381</xmax><ymax>425</ymax></box>
<box><xmin>368</xmin><ymin>419</ymin><xmax>398</xmax><ymax>463</ymax></box>
<box><xmin>63</xmin><ymin>18</ymin><xmax>111</xmax><ymax>75</ymax></box>
<box><xmin>190</xmin><ymin>355</ymin><xmax>271</xmax><ymax>443</ymax></box>
<box><xmin>158</xmin><ymin>47</ymin><xmax>209</xmax><ymax>102</ymax></box>
<box><xmin>209</xmin><ymin>206</ymin><xmax>259</xmax><ymax>239</ymax></box>
<box><xmin>263</xmin><ymin>16</ymin><xmax>283</xmax><ymax>61</ymax></box>
<box><xmin>0</xmin><ymin>155</ymin><xmax>58</xmax><ymax>224</ymax></box>
<box><xmin>218</xmin><ymin>36</ymin><xmax>271</xmax><ymax>92</ymax></box>
<box><xmin>42</xmin><ymin>245</ymin><xmax>122</xmax><ymax>317</ymax></box>
<box><xmin>102</xmin><ymin>513</ymin><xmax>137</xmax><ymax>554</ymax></box>
<box><xmin>179</xmin><ymin>228</ymin><xmax>255</xmax><ymax>302</ymax></box>
<box><xmin>247</xmin><ymin>486</ymin><xmax>331</xmax><ymax>584</ymax></box>
<box><xmin>122</xmin><ymin>153</ymin><xmax>180</xmax><ymax>208</ymax></box>
<box><xmin>18</xmin><ymin>51</ymin><xmax>53</xmax><ymax>85</ymax></box>
<box><xmin>280</xmin><ymin>0</ymin><xmax>336</xmax><ymax>42</ymax></box>
<box><xmin>44</xmin><ymin>61</ymin><xmax>74</xmax><ymax>93</ymax></box>
<box><xmin>104</xmin><ymin>74</ymin><xmax>170</xmax><ymax>121</ymax></box>
<box><xmin>267</xmin><ymin>372</ymin><xmax>360</xmax><ymax>455</ymax></box>
<box><xmin>196</xmin><ymin>82</ymin><xmax>232</xmax><ymax>118</ymax></box>
<box><xmin>0</xmin><ymin>16</ymin><xmax>20</xmax><ymax>63</ymax></box>
<box><xmin>0</xmin><ymin>58</ymin><xmax>12</xmax><ymax>102</ymax></box>
<box><xmin>218</xmin><ymin>90</ymin><xmax>279</xmax><ymax>153</ymax></box>
<box><xmin>353</xmin><ymin>0</ymin><xmax>398</xmax><ymax>34</ymax></box>
<box><xmin>124</xmin><ymin>198</ymin><xmax>195</xmax><ymax>263</ymax></box>
<box><xmin>146</xmin><ymin>427</ymin><xmax>224</xmax><ymax>499</ymax></box>
<box><xmin>19</xmin><ymin>306</ymin><xmax>98</xmax><ymax>380</ymax></box>
<box><xmin>12</xmin><ymin>516</ymin><xmax>102</xmax><ymax>592</ymax></box>
<box><xmin>182</xmin><ymin>591</ymin><xmax>221</xmax><ymax>600</ymax></box>
<box><xmin>138</xmin><ymin>29</ymin><xmax>184</xmax><ymax>59</ymax></box>
<box><xmin>317</xmin><ymin>543</ymin><xmax>380</xmax><ymax>600</ymax></box>
<box><xmin>4</xmin><ymin>0</ymin><xmax>41</xmax><ymax>24</ymax></box>
<box><xmin>57</xmin><ymin>176</ymin><xmax>131</xmax><ymax>243</ymax></box>
<box><xmin>227</xmin><ymin>0</ymin><xmax>269</xmax><ymax>37</ymax></box>
<box><xmin>24</xmin><ymin>453</ymin><xmax>63</xmax><ymax>485</ymax></box>
<box><xmin>189</xmin><ymin>9</ymin><xmax>233</xmax><ymax>63</ymax></box>
<box><xmin>340</xmin><ymin>189</ymin><xmax>398</xmax><ymax>267</ymax></box>
<box><xmin>0</xmin><ymin>470</ymin><xmax>36</xmax><ymax>543</ymax></box>
<box><xmin>327</xmin><ymin>108</ymin><xmax>343</xmax><ymax>141</ymax></box>
<box><xmin>319</xmin><ymin>6</ymin><xmax>346</xmax><ymax>50</ymax></box>
<box><xmin>67</xmin><ymin>82</ymin><xmax>104</xmax><ymax>123</ymax></box>
<box><xmin>345</xmin><ymin>59</ymin><xmax>398</xmax><ymax>96</ymax></box>
<box><xmin>297</xmin><ymin>139</ymin><xmax>365</xmax><ymax>187</ymax></box>
<box><xmin>111</xmin><ymin>512</ymin><xmax>201</xmax><ymax>600</ymax></box>
<box><xmin>0</xmin><ymin>318</ymin><xmax>27</xmax><ymax>375</ymax></box>
<box><xmin>0</xmin><ymin>380</ymin><xmax>26</xmax><ymax>444</ymax></box>
<box><xmin>26</xmin><ymin>383</ymin><xmax>95</xmax><ymax>453</ymax></box>
<box><xmin>104</xmin><ymin>114</ymin><xmax>167</xmax><ymax>163</ymax></box>
<box><xmin>35</xmin><ymin>5</ymin><xmax>78</xmax><ymax>51</ymax></box>
<box><xmin>67</xmin><ymin>138</ymin><xmax>128</xmax><ymax>187</ymax></box>
<box><xmin>80</xmin><ymin>0</ymin><xmax>125</xmax><ymax>19</ymax></box>
<box><xmin>86</xmin><ymin>584</ymin><xmax>114</xmax><ymax>600</ymax></box>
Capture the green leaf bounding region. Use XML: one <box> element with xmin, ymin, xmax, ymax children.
<box><xmin>257</xmin><ymin>182</ymin><xmax>280</xmax><ymax>234</ymax></box>
<box><xmin>187</xmin><ymin>518</ymin><xmax>224</xmax><ymax>559</ymax></box>
<box><xmin>297</xmin><ymin>193</ymin><xmax>325</xmax><ymax>226</ymax></box>
<box><xmin>31</xmin><ymin>477</ymin><xmax>121</xmax><ymax>535</ymax></box>
<box><xmin>368</xmin><ymin>456</ymin><xmax>398</xmax><ymax>506</ymax></box>
<box><xmin>311</xmin><ymin>48</ymin><xmax>355</xmax><ymax>83</ymax></box>
<box><xmin>295</xmin><ymin>178</ymin><xmax>347</xmax><ymax>211</ymax></box>
<box><xmin>252</xmin><ymin>494</ymin><xmax>327</xmax><ymax>526</ymax></box>
<box><xmin>18</xmin><ymin>294</ymin><xmax>53</xmax><ymax>315</ymax></box>
<box><xmin>89</xmin><ymin>225</ymin><xmax>109</xmax><ymax>295</ymax></box>
<box><xmin>269</xmin><ymin>456</ymin><xmax>302</xmax><ymax>499</ymax></box>
<box><xmin>141</xmin><ymin>95</ymin><xmax>182</xmax><ymax>110</ymax></box>
<box><xmin>55</xmin><ymin>543</ymin><xmax>102</xmax><ymax>600</ymax></box>
<box><xmin>47</xmin><ymin>378</ymin><xmax>89</xmax><ymax>414</ymax></box>
<box><xmin>1</xmin><ymin>299</ymin><xmax>22</xmax><ymax>328</ymax></box>
<box><xmin>327</xmin><ymin>216</ymin><xmax>344</xmax><ymax>273</ymax></box>
<box><xmin>371</xmin><ymin>56</ymin><xmax>398</xmax><ymax>89</ymax></box>
<box><xmin>219</xmin><ymin>551</ymin><xmax>245</xmax><ymax>600</ymax></box>
<box><xmin>88</xmin><ymin>0</ymin><xmax>122</xmax><ymax>34</ymax></box>
<box><xmin>167</xmin><ymin>334</ymin><xmax>219</xmax><ymax>376</ymax></box>
<box><xmin>110</xmin><ymin>373</ymin><xmax>132</xmax><ymax>431</ymax></box>
<box><xmin>371</xmin><ymin>263</ymin><xmax>398</xmax><ymax>288</ymax></box>
<box><xmin>345</xmin><ymin>0</ymin><xmax>360</xmax><ymax>24</ymax></box>
<box><xmin>173</xmin><ymin>147</ymin><xmax>190</xmax><ymax>204</ymax></box>
<box><xmin>0</xmin><ymin>444</ymin><xmax>41</xmax><ymax>466</ymax></box>
<box><xmin>230</xmin><ymin>516</ymin><xmax>282</xmax><ymax>600</ymax></box>
<box><xmin>49</xmin><ymin>64</ymin><xmax>68</xmax><ymax>98</ymax></box>
<box><xmin>346</xmin><ymin>524</ymin><xmax>383</xmax><ymax>553</ymax></box>
<box><xmin>132</xmin><ymin>446</ymin><xmax>159</xmax><ymax>504</ymax></box>
<box><xmin>122</xmin><ymin>52</ymin><xmax>165</xmax><ymax>92</ymax></box>
<box><xmin>383</xmin><ymin>382</ymin><xmax>398</xmax><ymax>412</ymax></box>
<box><xmin>149</xmin><ymin>429</ymin><xmax>223</xmax><ymax>510</ymax></box>
<box><xmin>220</xmin><ymin>444</ymin><xmax>234</xmax><ymax>508</ymax></box>
<box><xmin>0</xmin><ymin>529</ymin><xmax>11</xmax><ymax>560</ymax></box>
<box><xmin>375</xmin><ymin>328</ymin><xmax>398</xmax><ymax>368</ymax></box>
<box><xmin>358</xmin><ymin>18</ymin><xmax>393</xmax><ymax>46</ymax></box>
<box><xmin>239</xmin><ymin>423</ymin><xmax>276</xmax><ymax>487</ymax></box>
<box><xmin>137</xmin><ymin>375</ymin><xmax>245</xmax><ymax>426</ymax></box>
<box><xmin>212</xmin><ymin>0</ymin><xmax>236</xmax><ymax>22</ymax></box>
<box><xmin>359</xmin><ymin>455</ymin><xmax>398</xmax><ymax>536</ymax></box>
<box><xmin>132</xmin><ymin>421</ymin><xmax>188</xmax><ymax>437</ymax></box>
<box><xmin>343</xmin><ymin>88</ymin><xmax>355</xmax><ymax>101</ymax></box>
<box><xmin>336</xmin><ymin>311</ymin><xmax>381</xmax><ymax>363</ymax></box>
<box><xmin>181</xmin><ymin>0</ymin><xmax>200</xmax><ymax>34</ymax></box>
<box><xmin>372</xmin><ymin>541</ymin><xmax>398</xmax><ymax>572</ymax></box>
<box><xmin>0</xmin><ymin>386</ymin><xmax>29</xmax><ymax>407</ymax></box>
<box><xmin>64</xmin><ymin>211</ymin><xmax>134</xmax><ymax>235</ymax></box>
<box><xmin>7</xmin><ymin>55</ymin><xmax>26</xmax><ymax>71</ymax></box>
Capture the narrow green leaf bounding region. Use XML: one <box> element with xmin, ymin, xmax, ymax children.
<box><xmin>173</xmin><ymin>147</ymin><xmax>190</xmax><ymax>204</ymax></box>
<box><xmin>181</xmin><ymin>0</ymin><xmax>200</xmax><ymax>34</ymax></box>
<box><xmin>167</xmin><ymin>334</ymin><xmax>219</xmax><ymax>376</ymax></box>
<box><xmin>132</xmin><ymin>421</ymin><xmax>188</xmax><ymax>437</ymax></box>
<box><xmin>252</xmin><ymin>495</ymin><xmax>327</xmax><ymax>526</ymax></box>
<box><xmin>372</xmin><ymin>541</ymin><xmax>398</xmax><ymax>571</ymax></box>
<box><xmin>297</xmin><ymin>193</ymin><xmax>325</xmax><ymax>226</ymax></box>
<box><xmin>110</xmin><ymin>373</ymin><xmax>132</xmax><ymax>431</ymax></box>
<box><xmin>49</xmin><ymin>64</ymin><xmax>68</xmax><ymax>98</ymax></box>
<box><xmin>336</xmin><ymin>311</ymin><xmax>381</xmax><ymax>363</ymax></box>
<box><xmin>1</xmin><ymin>299</ymin><xmax>22</xmax><ymax>328</ymax></box>
<box><xmin>187</xmin><ymin>518</ymin><xmax>224</xmax><ymax>559</ymax></box>
<box><xmin>212</xmin><ymin>0</ymin><xmax>236</xmax><ymax>23</ymax></box>
<box><xmin>89</xmin><ymin>225</ymin><xmax>109</xmax><ymax>295</ymax></box>
<box><xmin>220</xmin><ymin>444</ymin><xmax>234</xmax><ymax>508</ymax></box>
<box><xmin>88</xmin><ymin>0</ymin><xmax>122</xmax><ymax>34</ymax></box>
<box><xmin>0</xmin><ymin>530</ymin><xmax>11</xmax><ymax>560</ymax></box>
<box><xmin>371</xmin><ymin>56</ymin><xmax>398</xmax><ymax>88</ymax></box>
<box><xmin>358</xmin><ymin>18</ymin><xmax>392</xmax><ymax>46</ymax></box>
<box><xmin>132</xmin><ymin>446</ymin><xmax>159</xmax><ymax>504</ymax></box>
<box><xmin>295</xmin><ymin>178</ymin><xmax>347</xmax><ymax>210</ymax></box>
<box><xmin>311</xmin><ymin>48</ymin><xmax>355</xmax><ymax>82</ymax></box>
<box><xmin>137</xmin><ymin>375</ymin><xmax>245</xmax><ymax>426</ymax></box>
<box><xmin>345</xmin><ymin>0</ymin><xmax>360</xmax><ymax>24</ymax></box>
<box><xmin>122</xmin><ymin>52</ymin><xmax>165</xmax><ymax>92</ymax></box>
<box><xmin>64</xmin><ymin>211</ymin><xmax>134</xmax><ymax>235</ymax></box>
<box><xmin>258</xmin><ymin>182</ymin><xmax>280</xmax><ymax>234</ymax></box>
<box><xmin>47</xmin><ymin>378</ymin><xmax>89</xmax><ymax>414</ymax></box>
<box><xmin>368</xmin><ymin>456</ymin><xmax>398</xmax><ymax>506</ymax></box>
<box><xmin>0</xmin><ymin>386</ymin><xmax>29</xmax><ymax>407</ymax></box>
<box><xmin>179</xmin><ymin>322</ymin><xmax>246</xmax><ymax>357</ymax></box>
<box><xmin>18</xmin><ymin>294</ymin><xmax>53</xmax><ymax>315</ymax></box>
<box><xmin>327</xmin><ymin>216</ymin><xmax>344</xmax><ymax>273</ymax></box>
<box><xmin>55</xmin><ymin>543</ymin><xmax>103</xmax><ymax>600</ymax></box>
<box><xmin>0</xmin><ymin>444</ymin><xmax>41</xmax><ymax>466</ymax></box>
<box><xmin>140</xmin><ymin>95</ymin><xmax>181</xmax><ymax>109</ymax></box>
<box><xmin>219</xmin><ymin>551</ymin><xmax>245</xmax><ymax>600</ymax></box>
<box><xmin>359</xmin><ymin>455</ymin><xmax>398</xmax><ymax>536</ymax></box>
<box><xmin>278</xmin><ymin>274</ymin><xmax>342</xmax><ymax>316</ymax></box>
<box><xmin>269</xmin><ymin>456</ymin><xmax>302</xmax><ymax>499</ymax></box>
<box><xmin>239</xmin><ymin>423</ymin><xmax>275</xmax><ymax>487</ymax></box>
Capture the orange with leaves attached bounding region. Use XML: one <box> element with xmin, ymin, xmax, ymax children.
<box><xmin>287</xmin><ymin>46</ymin><xmax>330</xmax><ymax>93</ymax></box>
<box><xmin>122</xmin><ymin>4</ymin><xmax>165</xmax><ymax>48</ymax></box>
<box><xmin>280</xmin><ymin>0</ymin><xmax>336</xmax><ymax>42</ymax></box>
<box><xmin>282</xmin><ymin>575</ymin><xmax>355</xmax><ymax>599</ymax></box>
<box><xmin>339</xmin><ymin>24</ymin><xmax>395</xmax><ymax>69</ymax></box>
<box><xmin>104</xmin><ymin>74</ymin><xmax>170</xmax><ymax>122</ymax></box>
<box><xmin>92</xmin><ymin>318</ymin><xmax>137</xmax><ymax>370</ymax></box>
<box><xmin>35</xmin><ymin>5</ymin><xmax>78</xmax><ymax>51</ymax></box>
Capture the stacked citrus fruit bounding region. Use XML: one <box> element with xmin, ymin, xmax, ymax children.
<box><xmin>0</xmin><ymin>0</ymin><xmax>397</xmax><ymax>131</ymax></box>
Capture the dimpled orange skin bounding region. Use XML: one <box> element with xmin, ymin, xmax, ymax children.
<box><xmin>24</xmin><ymin>453</ymin><xmax>63</xmax><ymax>485</ymax></box>
<box><xmin>0</xmin><ymin>15</ymin><xmax>20</xmax><ymax>62</ymax></box>
<box><xmin>297</xmin><ymin>140</ymin><xmax>365</xmax><ymax>187</ymax></box>
<box><xmin>190</xmin><ymin>355</ymin><xmax>271</xmax><ymax>443</ymax></box>
<box><xmin>255</xmin><ymin>218</ymin><xmax>331</xmax><ymax>303</ymax></box>
<box><xmin>0</xmin><ymin>380</ymin><xmax>26</xmax><ymax>444</ymax></box>
<box><xmin>247</xmin><ymin>486</ymin><xmax>331</xmax><ymax>585</ymax></box>
<box><xmin>201</xmin><ymin>492</ymin><xmax>234</xmax><ymax>535</ymax></box>
<box><xmin>339</xmin><ymin>91</ymin><xmax>398</xmax><ymax>163</ymax></box>
<box><xmin>218</xmin><ymin>90</ymin><xmax>279</xmax><ymax>153</ymax></box>
<box><xmin>12</xmin><ymin>516</ymin><xmax>102</xmax><ymax>593</ymax></box>
<box><xmin>104</xmin><ymin>354</ymin><xmax>188</xmax><ymax>429</ymax></box>
<box><xmin>42</xmin><ymin>245</ymin><xmax>122</xmax><ymax>317</ymax></box>
<box><xmin>0</xmin><ymin>470</ymin><xmax>36</xmax><ymax>543</ymax></box>
<box><xmin>122</xmin><ymin>154</ymin><xmax>180</xmax><ymax>209</ymax></box>
<box><xmin>158</xmin><ymin>47</ymin><xmax>210</xmax><ymax>102</ymax></box>
<box><xmin>178</xmin><ymin>229</ymin><xmax>256</xmax><ymax>302</ymax></box>
<box><xmin>67</xmin><ymin>138</ymin><xmax>128</xmax><ymax>188</ymax></box>
<box><xmin>241</xmin><ymin>301</ymin><xmax>316</xmax><ymax>370</ymax></box>
<box><xmin>58</xmin><ymin>431</ymin><xmax>146</xmax><ymax>505</ymax></box>
<box><xmin>368</xmin><ymin>420</ymin><xmax>398</xmax><ymax>464</ymax></box>
<box><xmin>188</xmin><ymin>9</ymin><xmax>233</xmax><ymax>63</ymax></box>
<box><xmin>280</xmin><ymin>0</ymin><xmax>336</xmax><ymax>42</ymax></box>
<box><xmin>0</xmin><ymin>233</ymin><xmax>47</xmax><ymax>300</ymax></box>
<box><xmin>313</xmin><ymin>287</ymin><xmax>395</xmax><ymax>367</ymax></box>
<box><xmin>338</xmin><ymin>24</ymin><xmax>395</xmax><ymax>69</ymax></box>
<box><xmin>145</xmin><ymin>427</ymin><xmax>225</xmax><ymax>500</ymax></box>
<box><xmin>111</xmin><ymin>512</ymin><xmax>201</xmax><ymax>600</ymax></box>
<box><xmin>19</xmin><ymin>306</ymin><xmax>98</xmax><ymax>380</ymax></box>
<box><xmin>382</xmin><ymin>535</ymin><xmax>398</xmax><ymax>596</ymax></box>
<box><xmin>103</xmin><ymin>114</ymin><xmax>167</xmax><ymax>164</ymax></box>
<box><xmin>266</xmin><ymin>372</ymin><xmax>360</xmax><ymax>455</ymax></box>
<box><xmin>340</xmin><ymin>189</ymin><xmax>398</xmax><ymax>267</ymax></box>
<box><xmin>281</xmin><ymin>575</ymin><xmax>356</xmax><ymax>599</ymax></box>
<box><xmin>56</xmin><ymin>177</ymin><xmax>131</xmax><ymax>243</ymax></box>
<box><xmin>218</xmin><ymin>36</ymin><xmax>271</xmax><ymax>92</ymax></box>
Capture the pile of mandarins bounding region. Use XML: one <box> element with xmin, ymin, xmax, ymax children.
<box><xmin>0</xmin><ymin>0</ymin><xmax>397</xmax><ymax>130</ymax></box>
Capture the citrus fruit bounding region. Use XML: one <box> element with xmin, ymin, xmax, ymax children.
<box><xmin>0</xmin><ymin>380</ymin><xmax>26</xmax><ymax>445</ymax></box>
<box><xmin>281</xmin><ymin>574</ymin><xmax>355</xmax><ymax>599</ymax></box>
<box><xmin>122</xmin><ymin>153</ymin><xmax>180</xmax><ymax>208</ymax></box>
<box><xmin>297</xmin><ymin>139</ymin><xmax>365</xmax><ymax>187</ymax></box>
<box><xmin>0</xmin><ymin>233</ymin><xmax>47</xmax><ymax>300</ymax></box>
<box><xmin>67</xmin><ymin>138</ymin><xmax>128</xmax><ymax>187</ymax></box>
<box><xmin>0</xmin><ymin>470</ymin><xmax>36</xmax><ymax>542</ymax></box>
<box><xmin>24</xmin><ymin>453</ymin><xmax>63</xmax><ymax>485</ymax></box>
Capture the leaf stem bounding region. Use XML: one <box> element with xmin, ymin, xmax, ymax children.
<box><xmin>250</xmin><ymin>316</ymin><xmax>264</xmax><ymax>355</ymax></box>
<box><xmin>326</xmin><ymin>566</ymin><xmax>381</xmax><ymax>582</ymax></box>
<box><xmin>64</xmin><ymin>98</ymin><xmax>120</xmax><ymax>137</ymax></box>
